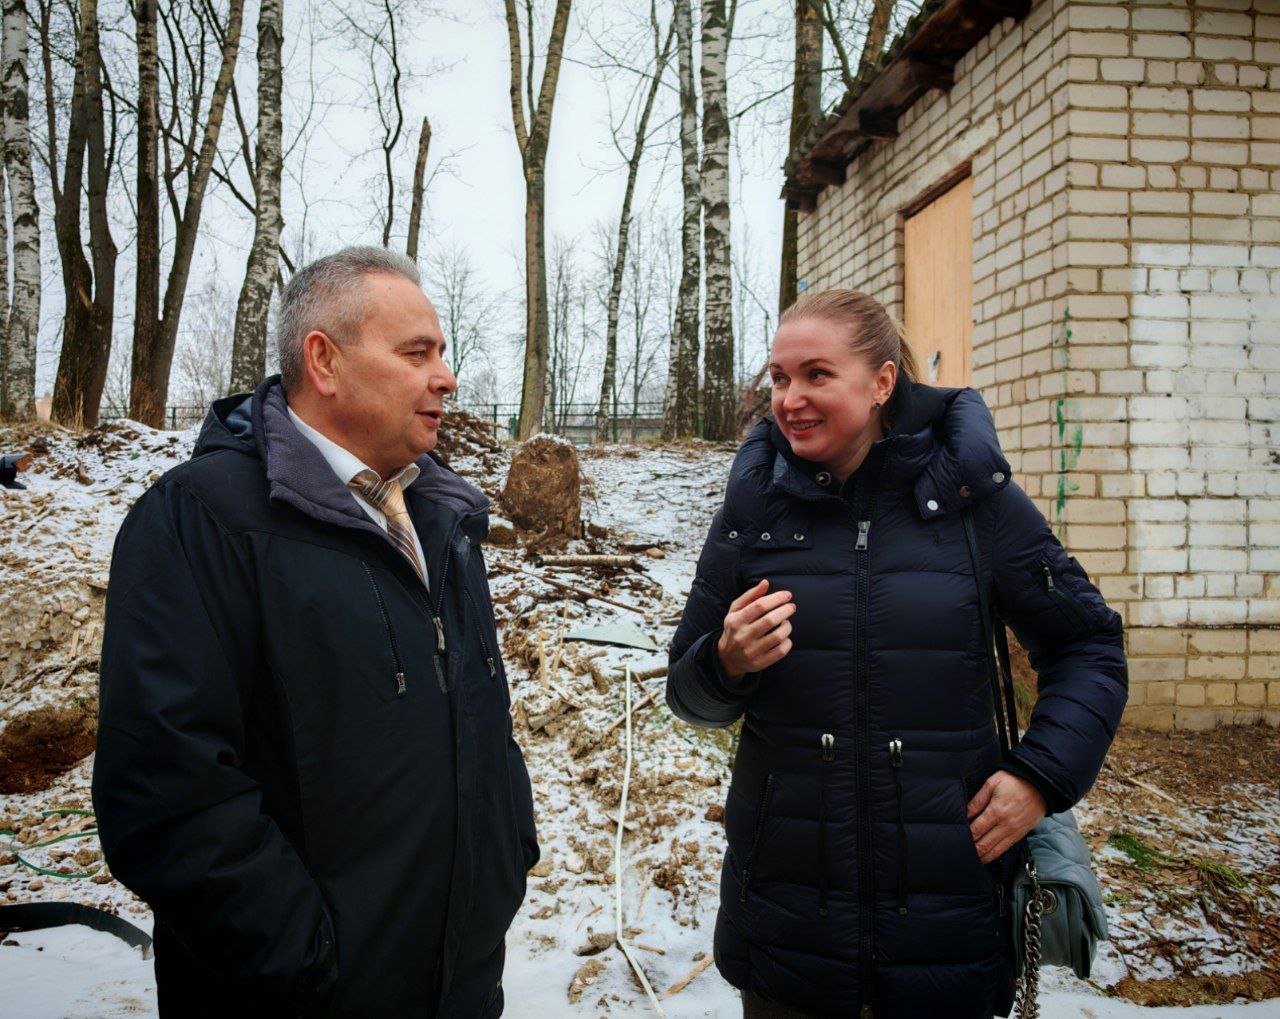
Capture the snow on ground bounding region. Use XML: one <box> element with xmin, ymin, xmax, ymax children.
<box><xmin>2</xmin><ymin>428</ymin><xmax>1278</xmax><ymax>1016</ymax></box>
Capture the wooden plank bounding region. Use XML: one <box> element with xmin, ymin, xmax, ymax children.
<box><xmin>806</xmin><ymin>160</ymin><xmax>846</xmax><ymax>186</ymax></box>
<box><xmin>903</xmin><ymin>174</ymin><xmax>973</xmax><ymax>389</ymax></box>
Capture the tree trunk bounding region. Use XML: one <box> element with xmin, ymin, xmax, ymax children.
<box><xmin>856</xmin><ymin>0</ymin><xmax>894</xmax><ymax>82</ymax></box>
<box><xmin>778</xmin><ymin>0</ymin><xmax>821</xmax><ymax>317</ymax></box>
<box><xmin>80</xmin><ymin>0</ymin><xmax>116</xmax><ymax>426</ymax></box>
<box><xmin>51</xmin><ymin>0</ymin><xmax>115</xmax><ymax>428</ymax></box>
<box><xmin>595</xmin><ymin>18</ymin><xmax>673</xmax><ymax>442</ymax></box>
<box><xmin>0</xmin><ymin>166</ymin><xmax>9</xmax><ymax>410</ymax></box>
<box><xmin>49</xmin><ymin>18</ymin><xmax>92</xmax><ymax>428</ymax></box>
<box><xmin>130</xmin><ymin>0</ymin><xmax>245</xmax><ymax>426</ymax></box>
<box><xmin>518</xmin><ymin>167</ymin><xmax>550</xmax><ymax>437</ymax></box>
<box><xmin>406</xmin><ymin>115</ymin><xmax>430</xmax><ymax>262</ymax></box>
<box><xmin>230</xmin><ymin>0</ymin><xmax>284</xmax><ymax>395</ymax></box>
<box><xmin>131</xmin><ymin>0</ymin><xmax>160</xmax><ymax>423</ymax></box>
<box><xmin>699</xmin><ymin>0</ymin><xmax>734</xmax><ymax>440</ymax></box>
<box><xmin>1</xmin><ymin>0</ymin><xmax>40</xmax><ymax>421</ymax></box>
<box><xmin>505</xmin><ymin>0</ymin><xmax>573</xmax><ymax>440</ymax></box>
<box><xmin>663</xmin><ymin>0</ymin><xmax>701</xmax><ymax>440</ymax></box>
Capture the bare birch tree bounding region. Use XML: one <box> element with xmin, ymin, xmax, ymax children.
<box><xmin>1</xmin><ymin>0</ymin><xmax>41</xmax><ymax>421</ymax></box>
<box><xmin>620</xmin><ymin>221</ymin><xmax>664</xmax><ymax>440</ymax></box>
<box><xmin>229</xmin><ymin>0</ymin><xmax>284</xmax><ymax>394</ymax></box>
<box><xmin>699</xmin><ymin>0</ymin><xmax>734</xmax><ymax>440</ymax></box>
<box><xmin>0</xmin><ymin>168</ymin><xmax>8</xmax><ymax>393</ymax></box>
<box><xmin>424</xmin><ymin>241</ymin><xmax>500</xmax><ymax>394</ymax></box>
<box><xmin>545</xmin><ymin>235</ymin><xmax>575</xmax><ymax>434</ymax></box>
<box><xmin>132</xmin><ymin>0</ymin><xmax>160</xmax><ymax>416</ymax></box>
<box><xmin>778</xmin><ymin>0</ymin><xmax>821</xmax><ymax>316</ymax></box>
<box><xmin>130</xmin><ymin>0</ymin><xmax>245</xmax><ymax>426</ymax></box>
<box><xmin>593</xmin><ymin>8</ymin><xmax>673</xmax><ymax>441</ymax></box>
<box><xmin>662</xmin><ymin>0</ymin><xmax>699</xmax><ymax>439</ymax></box>
<box><xmin>504</xmin><ymin>0</ymin><xmax>573</xmax><ymax>439</ymax></box>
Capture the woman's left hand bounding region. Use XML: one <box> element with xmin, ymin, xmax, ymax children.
<box><xmin>966</xmin><ymin>771</ymin><xmax>1048</xmax><ymax>864</ymax></box>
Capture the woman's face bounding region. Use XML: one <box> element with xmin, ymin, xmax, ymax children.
<box><xmin>769</xmin><ymin>316</ymin><xmax>896</xmax><ymax>468</ymax></box>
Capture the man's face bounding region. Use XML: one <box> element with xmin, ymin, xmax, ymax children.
<box><xmin>321</xmin><ymin>273</ymin><xmax>456</xmax><ymax>471</ymax></box>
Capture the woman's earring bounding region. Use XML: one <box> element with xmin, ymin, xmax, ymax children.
<box><xmin>872</xmin><ymin>402</ymin><xmax>882</xmax><ymax>410</ymax></box>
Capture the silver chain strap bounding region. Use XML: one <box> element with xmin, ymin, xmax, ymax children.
<box><xmin>1014</xmin><ymin>859</ymin><xmax>1044</xmax><ymax>1019</ymax></box>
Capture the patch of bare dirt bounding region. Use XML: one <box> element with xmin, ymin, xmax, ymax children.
<box><xmin>0</xmin><ymin>699</ymin><xmax>98</xmax><ymax>794</ymax></box>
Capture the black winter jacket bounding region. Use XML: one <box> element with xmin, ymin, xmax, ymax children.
<box><xmin>93</xmin><ymin>377</ymin><xmax>538</xmax><ymax>1017</ymax></box>
<box><xmin>666</xmin><ymin>382</ymin><xmax>1127</xmax><ymax>1019</ymax></box>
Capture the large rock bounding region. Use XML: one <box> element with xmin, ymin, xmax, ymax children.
<box><xmin>500</xmin><ymin>434</ymin><xmax>581</xmax><ymax>544</ymax></box>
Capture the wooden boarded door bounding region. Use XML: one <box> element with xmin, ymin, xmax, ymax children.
<box><xmin>903</xmin><ymin>174</ymin><xmax>973</xmax><ymax>387</ymax></box>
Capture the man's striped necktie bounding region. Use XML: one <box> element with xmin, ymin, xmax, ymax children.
<box><xmin>349</xmin><ymin>468</ymin><xmax>426</xmax><ymax>588</ymax></box>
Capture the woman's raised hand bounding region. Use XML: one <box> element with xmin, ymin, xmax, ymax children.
<box><xmin>716</xmin><ymin>579</ymin><xmax>796</xmax><ymax>682</ymax></box>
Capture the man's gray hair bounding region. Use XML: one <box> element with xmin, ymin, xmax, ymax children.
<box><xmin>277</xmin><ymin>245</ymin><xmax>422</xmax><ymax>392</ymax></box>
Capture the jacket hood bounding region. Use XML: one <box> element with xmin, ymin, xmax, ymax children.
<box><xmin>192</xmin><ymin>375</ymin><xmax>489</xmax><ymax>525</ymax></box>
<box><xmin>730</xmin><ymin>381</ymin><xmax>1012</xmax><ymax>520</ymax></box>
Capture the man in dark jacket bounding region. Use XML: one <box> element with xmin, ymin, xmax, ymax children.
<box><xmin>93</xmin><ymin>247</ymin><xmax>538</xmax><ymax>1017</ymax></box>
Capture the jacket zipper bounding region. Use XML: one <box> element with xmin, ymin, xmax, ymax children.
<box><xmin>362</xmin><ymin>563</ymin><xmax>407</xmax><ymax>697</ymax></box>
<box><xmin>412</xmin><ymin>519</ymin><xmax>467</xmax><ymax>692</ymax></box>
<box><xmin>852</xmin><ymin>460</ymin><xmax>883</xmax><ymax>1019</ymax></box>
<box><xmin>1034</xmin><ymin>558</ymin><xmax>1091</xmax><ymax>633</ymax></box>
<box><xmin>818</xmin><ymin>733</ymin><xmax>835</xmax><ymax>917</ymax></box>
<box><xmin>463</xmin><ymin>586</ymin><xmax>500</xmax><ymax>678</ymax></box>
<box><xmin>738</xmin><ymin>774</ymin><xmax>775</xmax><ymax>902</ymax></box>
<box><xmin>888</xmin><ymin>737</ymin><xmax>907</xmax><ymax>915</ymax></box>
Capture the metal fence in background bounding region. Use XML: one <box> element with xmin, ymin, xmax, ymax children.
<box><xmin>104</xmin><ymin>401</ymin><xmax>673</xmax><ymax>443</ymax></box>
<box><xmin>462</xmin><ymin>401</ymin><xmax>667</xmax><ymax>442</ymax></box>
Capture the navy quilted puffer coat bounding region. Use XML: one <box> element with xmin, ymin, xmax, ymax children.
<box><xmin>666</xmin><ymin>382</ymin><xmax>1127</xmax><ymax>1019</ymax></box>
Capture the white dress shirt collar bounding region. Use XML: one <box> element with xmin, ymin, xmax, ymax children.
<box><xmin>286</xmin><ymin>404</ymin><xmax>421</xmax><ymax>491</ymax></box>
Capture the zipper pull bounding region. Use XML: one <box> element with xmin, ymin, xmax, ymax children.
<box><xmin>821</xmin><ymin>733</ymin><xmax>835</xmax><ymax>761</ymax></box>
<box><xmin>888</xmin><ymin>738</ymin><xmax>902</xmax><ymax>767</ymax></box>
<box><xmin>433</xmin><ymin>616</ymin><xmax>447</xmax><ymax>653</ymax></box>
<box><xmin>855</xmin><ymin>520</ymin><xmax>870</xmax><ymax>550</ymax></box>
<box><xmin>395</xmin><ymin>672</ymin><xmax>406</xmax><ymax>698</ymax></box>
<box><xmin>997</xmin><ymin>881</ymin><xmax>1006</xmax><ymax>915</ymax></box>
<box><xmin>1041</xmin><ymin>563</ymin><xmax>1055</xmax><ymax>591</ymax></box>
<box><xmin>486</xmin><ymin>656</ymin><xmax>497</xmax><ymax>677</ymax></box>
<box><xmin>861</xmin><ymin>1006</ymin><xmax>874</xmax><ymax>1019</ymax></box>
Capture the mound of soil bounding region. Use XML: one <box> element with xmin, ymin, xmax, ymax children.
<box><xmin>500</xmin><ymin>435</ymin><xmax>581</xmax><ymax>545</ymax></box>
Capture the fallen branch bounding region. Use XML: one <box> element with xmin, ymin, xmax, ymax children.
<box><xmin>511</xmin><ymin>564</ymin><xmax>647</xmax><ymax>616</ymax></box>
<box><xmin>613</xmin><ymin>665</ymin><xmax>665</xmax><ymax>1016</ymax></box>
<box><xmin>660</xmin><ymin>955</ymin><xmax>715</xmax><ymax>999</ymax></box>
<box><xmin>605</xmin><ymin>688</ymin><xmax>662</xmax><ymax>734</ymax></box>
<box><xmin>538</xmin><ymin>554</ymin><xmax>637</xmax><ymax>569</ymax></box>
<box><xmin>575</xmin><ymin>903</ymin><xmax>603</xmax><ymax>932</ymax></box>
<box><xmin>1107</xmin><ymin>762</ymin><xmax>1177</xmax><ymax>803</ymax></box>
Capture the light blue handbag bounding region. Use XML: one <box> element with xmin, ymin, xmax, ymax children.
<box><xmin>962</xmin><ymin>511</ymin><xmax>1109</xmax><ymax>1018</ymax></box>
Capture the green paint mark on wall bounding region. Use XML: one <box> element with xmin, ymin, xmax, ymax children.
<box><xmin>1050</xmin><ymin>307</ymin><xmax>1081</xmax><ymax>540</ymax></box>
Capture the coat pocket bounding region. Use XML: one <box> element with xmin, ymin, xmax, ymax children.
<box><xmin>960</xmin><ymin>771</ymin><xmax>1003</xmax><ymax>893</ymax></box>
<box><xmin>1029</xmin><ymin>556</ymin><xmax>1092</xmax><ymax>635</ymax></box>
<box><xmin>737</xmin><ymin>773</ymin><xmax>775</xmax><ymax>902</ymax></box>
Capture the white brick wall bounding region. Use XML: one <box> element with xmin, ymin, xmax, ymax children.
<box><xmin>795</xmin><ymin>0</ymin><xmax>1280</xmax><ymax>729</ymax></box>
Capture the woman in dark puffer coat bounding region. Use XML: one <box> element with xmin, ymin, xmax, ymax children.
<box><xmin>666</xmin><ymin>290</ymin><xmax>1128</xmax><ymax>1019</ymax></box>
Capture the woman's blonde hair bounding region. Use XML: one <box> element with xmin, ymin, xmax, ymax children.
<box><xmin>778</xmin><ymin>289</ymin><xmax>919</xmax><ymax>385</ymax></box>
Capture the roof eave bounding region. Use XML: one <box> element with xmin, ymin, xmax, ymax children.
<box><xmin>782</xmin><ymin>0</ymin><xmax>1032</xmax><ymax>206</ymax></box>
